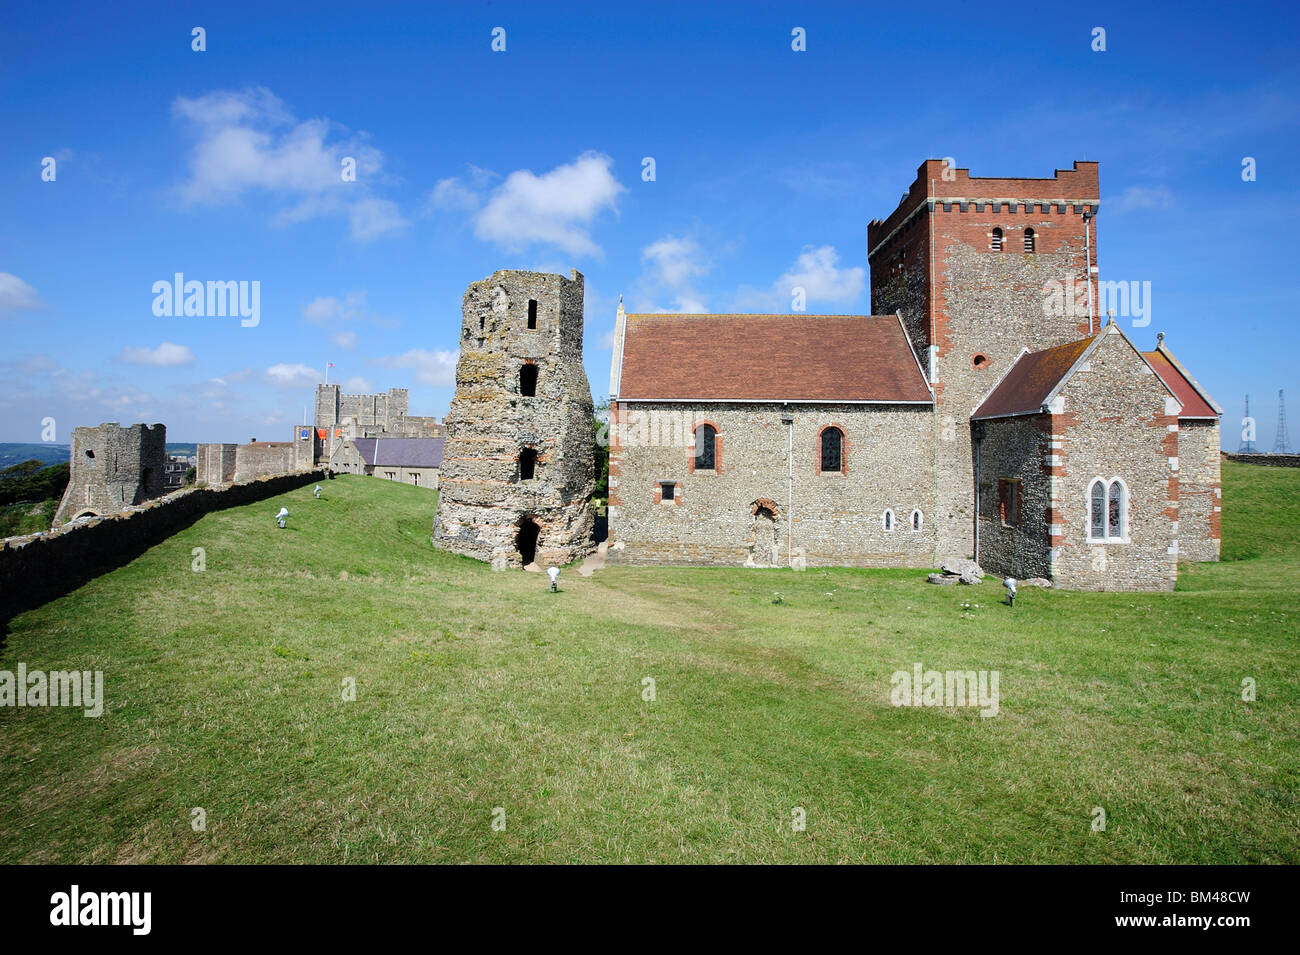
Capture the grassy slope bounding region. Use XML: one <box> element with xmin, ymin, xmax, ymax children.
<box><xmin>0</xmin><ymin>462</ymin><xmax>1296</xmax><ymax>864</ymax></box>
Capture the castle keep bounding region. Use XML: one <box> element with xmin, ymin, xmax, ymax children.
<box><xmin>606</xmin><ymin>160</ymin><xmax>1222</xmax><ymax>591</ymax></box>
<box><xmin>435</xmin><ymin>270</ymin><xmax>595</xmax><ymax>567</ymax></box>
<box><xmin>54</xmin><ymin>422</ymin><xmax>167</xmax><ymax>524</ymax></box>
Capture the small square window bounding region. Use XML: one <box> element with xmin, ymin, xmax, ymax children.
<box><xmin>660</xmin><ymin>482</ymin><xmax>675</xmax><ymax>501</ymax></box>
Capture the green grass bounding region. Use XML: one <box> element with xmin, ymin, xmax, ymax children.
<box><xmin>0</xmin><ymin>498</ymin><xmax>57</xmax><ymax>538</ymax></box>
<box><xmin>1</xmin><ymin>462</ymin><xmax>1297</xmax><ymax>863</ymax></box>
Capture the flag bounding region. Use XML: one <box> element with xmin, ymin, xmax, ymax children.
<box><xmin>328</xmin><ymin>362</ymin><xmax>334</xmax><ymax>368</ymax></box>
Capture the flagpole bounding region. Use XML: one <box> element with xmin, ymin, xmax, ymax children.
<box><xmin>325</xmin><ymin>360</ymin><xmax>330</xmax><ymax>385</ymax></box>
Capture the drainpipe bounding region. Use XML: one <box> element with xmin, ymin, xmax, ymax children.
<box><xmin>972</xmin><ymin>422</ymin><xmax>983</xmax><ymax>565</ymax></box>
<box><xmin>782</xmin><ymin>406</ymin><xmax>794</xmax><ymax>565</ymax></box>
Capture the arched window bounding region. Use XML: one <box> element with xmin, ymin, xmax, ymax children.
<box><xmin>1024</xmin><ymin>228</ymin><xmax>1036</xmax><ymax>253</ymax></box>
<box><xmin>519</xmin><ymin>447</ymin><xmax>537</xmax><ymax>481</ymax></box>
<box><xmin>1089</xmin><ymin>478</ymin><xmax>1126</xmax><ymax>541</ymax></box>
<box><xmin>882</xmin><ymin>509</ymin><xmax>894</xmax><ymax>532</ymax></box>
<box><xmin>991</xmin><ymin>228</ymin><xmax>1003</xmax><ymax>252</ymax></box>
<box><xmin>820</xmin><ymin>427</ymin><xmax>843</xmax><ymax>472</ymax></box>
<box><xmin>694</xmin><ymin>423</ymin><xmax>717</xmax><ymax>470</ymax></box>
<box><xmin>910</xmin><ymin>509</ymin><xmax>923</xmax><ymax>531</ymax></box>
<box><xmin>519</xmin><ymin>363</ymin><xmax>538</xmax><ymax>397</ymax></box>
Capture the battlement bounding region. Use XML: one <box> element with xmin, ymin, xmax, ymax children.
<box><xmin>868</xmin><ymin>160</ymin><xmax>1100</xmax><ymax>253</ymax></box>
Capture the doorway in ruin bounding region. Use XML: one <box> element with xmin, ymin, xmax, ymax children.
<box><xmin>750</xmin><ymin>505</ymin><xmax>777</xmax><ymax>567</ymax></box>
<box><xmin>517</xmin><ymin>517</ymin><xmax>541</xmax><ymax>566</ymax></box>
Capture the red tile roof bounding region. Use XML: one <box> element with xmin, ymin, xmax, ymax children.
<box><xmin>616</xmin><ymin>314</ymin><xmax>932</xmax><ymax>403</ymax></box>
<box><xmin>972</xmin><ymin>337</ymin><xmax>1095</xmax><ymax>420</ymax></box>
<box><xmin>1141</xmin><ymin>350</ymin><xmax>1218</xmax><ymax>418</ymax></box>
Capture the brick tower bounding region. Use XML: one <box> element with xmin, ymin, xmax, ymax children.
<box><xmin>434</xmin><ymin>270</ymin><xmax>596</xmax><ymax>567</ymax></box>
<box><xmin>868</xmin><ymin>160</ymin><xmax>1101</xmax><ymax>559</ymax></box>
<box><xmin>54</xmin><ymin>422</ymin><xmax>167</xmax><ymax>525</ymax></box>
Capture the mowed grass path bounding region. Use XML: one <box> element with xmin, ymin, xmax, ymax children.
<box><xmin>1</xmin><ymin>461</ymin><xmax>1297</xmax><ymax>863</ymax></box>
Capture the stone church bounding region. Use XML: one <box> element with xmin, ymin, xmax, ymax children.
<box><xmin>605</xmin><ymin>159</ymin><xmax>1221</xmax><ymax>591</ymax></box>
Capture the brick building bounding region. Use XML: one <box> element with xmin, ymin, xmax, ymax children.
<box><xmin>606</xmin><ymin>159</ymin><xmax>1221</xmax><ymax>591</ymax></box>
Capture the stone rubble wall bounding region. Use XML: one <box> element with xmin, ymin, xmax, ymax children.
<box><xmin>2</xmin><ymin>469</ymin><xmax>327</xmax><ymax>626</ymax></box>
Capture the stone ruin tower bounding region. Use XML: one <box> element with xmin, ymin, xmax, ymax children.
<box><xmin>435</xmin><ymin>269</ymin><xmax>595</xmax><ymax>568</ymax></box>
<box><xmin>54</xmin><ymin>422</ymin><xmax>167</xmax><ymax>525</ymax></box>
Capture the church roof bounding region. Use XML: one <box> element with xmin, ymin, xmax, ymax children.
<box><xmin>971</xmin><ymin>337</ymin><xmax>1096</xmax><ymax>420</ymax></box>
<box><xmin>615</xmin><ymin>313</ymin><xmax>933</xmax><ymax>403</ymax></box>
<box><xmin>1141</xmin><ymin>347</ymin><xmax>1220</xmax><ymax>419</ymax></box>
<box><xmin>351</xmin><ymin>437</ymin><xmax>444</xmax><ymax>468</ymax></box>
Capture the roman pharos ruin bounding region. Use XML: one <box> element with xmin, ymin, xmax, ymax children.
<box><xmin>434</xmin><ymin>269</ymin><xmax>596</xmax><ymax>567</ymax></box>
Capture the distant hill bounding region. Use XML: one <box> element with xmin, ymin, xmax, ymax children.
<box><xmin>0</xmin><ymin>442</ymin><xmax>197</xmax><ymax>469</ymax></box>
<box><xmin>0</xmin><ymin>443</ymin><xmax>70</xmax><ymax>469</ymax></box>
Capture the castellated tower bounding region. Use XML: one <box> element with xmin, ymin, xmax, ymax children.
<box><xmin>868</xmin><ymin>160</ymin><xmax>1101</xmax><ymax>559</ymax></box>
<box><xmin>434</xmin><ymin>269</ymin><xmax>596</xmax><ymax>567</ymax></box>
<box><xmin>54</xmin><ymin>422</ymin><xmax>167</xmax><ymax>525</ymax></box>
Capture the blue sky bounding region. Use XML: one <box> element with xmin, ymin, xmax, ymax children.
<box><xmin>2</xmin><ymin>0</ymin><xmax>1297</xmax><ymax>447</ymax></box>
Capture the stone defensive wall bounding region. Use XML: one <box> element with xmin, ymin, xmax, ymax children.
<box><xmin>1222</xmin><ymin>453</ymin><xmax>1300</xmax><ymax>467</ymax></box>
<box><xmin>0</xmin><ymin>469</ymin><xmax>326</xmax><ymax>628</ymax></box>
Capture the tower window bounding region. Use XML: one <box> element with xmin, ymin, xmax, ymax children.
<box><xmin>1024</xmin><ymin>228</ymin><xmax>1036</xmax><ymax>253</ymax></box>
<box><xmin>519</xmin><ymin>364</ymin><xmax>538</xmax><ymax>397</ymax></box>
<box><xmin>527</xmin><ymin>300</ymin><xmax>538</xmax><ymax>329</ymax></box>
<box><xmin>819</xmin><ymin>426</ymin><xmax>844</xmax><ymax>473</ymax></box>
<box><xmin>659</xmin><ymin>482</ymin><xmax>675</xmax><ymax>502</ymax></box>
<box><xmin>883</xmin><ymin>509</ymin><xmax>894</xmax><ymax>532</ymax></box>
<box><xmin>519</xmin><ymin>447</ymin><xmax>537</xmax><ymax>481</ymax></box>
<box><xmin>910</xmin><ymin>509</ymin><xmax>923</xmax><ymax>531</ymax></box>
<box><xmin>479</xmin><ymin>316</ymin><xmax>485</xmax><ymax>331</ymax></box>
<box><xmin>991</xmin><ymin>228</ymin><xmax>1003</xmax><ymax>252</ymax></box>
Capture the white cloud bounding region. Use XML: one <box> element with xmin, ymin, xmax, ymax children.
<box><xmin>0</xmin><ymin>273</ymin><xmax>42</xmax><ymax>314</ymax></box>
<box><xmin>374</xmin><ymin>349</ymin><xmax>458</xmax><ymax>387</ymax></box>
<box><xmin>467</xmin><ymin>152</ymin><xmax>624</xmax><ymax>257</ymax></box>
<box><xmin>778</xmin><ymin>246</ymin><xmax>865</xmax><ymax>304</ymax></box>
<box><xmin>301</xmin><ymin>291</ymin><xmax>376</xmax><ymax>327</ymax></box>
<box><xmin>630</xmin><ymin>235</ymin><xmax>711</xmax><ymax>313</ymax></box>
<box><xmin>348</xmin><ymin>198</ymin><xmax>408</xmax><ymax>241</ymax></box>
<box><xmin>429</xmin><ymin>177</ymin><xmax>482</xmax><ymax>212</ymax></box>
<box><xmin>330</xmin><ymin>330</ymin><xmax>359</xmax><ymax>350</ymax></box>
<box><xmin>1107</xmin><ymin>185</ymin><xmax>1175</xmax><ymax>214</ymax></box>
<box><xmin>120</xmin><ymin>342</ymin><xmax>196</xmax><ymax>366</ymax></box>
<box><xmin>340</xmin><ymin>376</ymin><xmax>374</xmax><ymax>393</ymax></box>
<box><xmin>171</xmin><ymin>86</ymin><xmax>402</xmax><ymax>241</ymax></box>
<box><xmin>265</xmin><ymin>362</ymin><xmax>321</xmax><ymax>389</ymax></box>
<box><xmin>642</xmin><ymin>236</ymin><xmax>709</xmax><ymax>289</ymax></box>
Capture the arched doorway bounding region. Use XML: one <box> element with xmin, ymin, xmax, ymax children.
<box><xmin>517</xmin><ymin>517</ymin><xmax>540</xmax><ymax>566</ymax></box>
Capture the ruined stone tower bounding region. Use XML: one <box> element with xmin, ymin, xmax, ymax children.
<box><xmin>434</xmin><ymin>269</ymin><xmax>595</xmax><ymax>567</ymax></box>
<box><xmin>54</xmin><ymin>422</ymin><xmax>167</xmax><ymax>525</ymax></box>
<box><xmin>868</xmin><ymin>160</ymin><xmax>1100</xmax><ymax>559</ymax></box>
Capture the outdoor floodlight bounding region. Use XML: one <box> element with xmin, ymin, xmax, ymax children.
<box><xmin>314</xmin><ymin>485</ymin><xmax>322</xmax><ymax>499</ymax></box>
<box><xmin>1004</xmin><ymin>577</ymin><xmax>1017</xmax><ymax>607</ymax></box>
<box><xmin>547</xmin><ymin>566</ymin><xmax>560</xmax><ymax>592</ymax></box>
<box><xmin>276</xmin><ymin>506</ymin><xmax>289</xmax><ymax>529</ymax></box>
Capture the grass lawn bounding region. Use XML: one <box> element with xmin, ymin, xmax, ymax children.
<box><xmin>1</xmin><ymin>461</ymin><xmax>1296</xmax><ymax>863</ymax></box>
